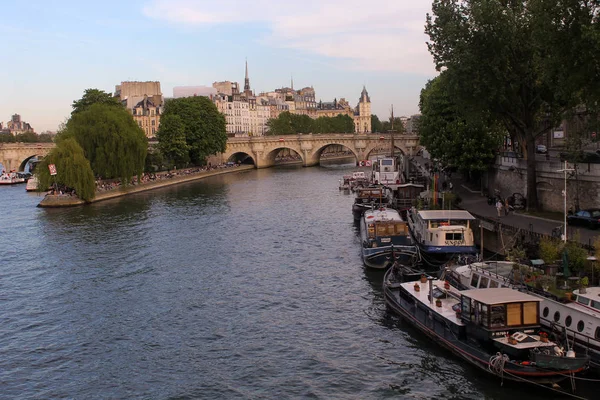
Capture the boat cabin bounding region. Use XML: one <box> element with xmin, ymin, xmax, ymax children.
<box><xmin>371</xmin><ymin>156</ymin><xmax>401</xmax><ymax>185</ymax></box>
<box><xmin>388</xmin><ymin>183</ymin><xmax>425</xmax><ymax>210</ymax></box>
<box><xmin>408</xmin><ymin>209</ymin><xmax>476</xmax><ymax>251</ymax></box>
<box><xmin>355</xmin><ymin>187</ymin><xmax>387</xmax><ymax>203</ymax></box>
<box><xmin>460</xmin><ymin>288</ymin><xmax>541</xmax><ymax>334</ymax></box>
<box><xmin>365</xmin><ymin>217</ymin><xmax>409</xmax><ymax>241</ymax></box>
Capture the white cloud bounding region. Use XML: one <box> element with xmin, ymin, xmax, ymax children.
<box><xmin>142</xmin><ymin>0</ymin><xmax>436</xmax><ymax>74</ymax></box>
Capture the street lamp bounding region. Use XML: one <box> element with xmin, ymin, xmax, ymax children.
<box><xmin>557</xmin><ymin>160</ymin><xmax>575</xmax><ymax>242</ymax></box>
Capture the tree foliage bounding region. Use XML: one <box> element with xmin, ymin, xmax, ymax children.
<box><xmin>425</xmin><ymin>0</ymin><xmax>600</xmax><ymax>210</ymax></box>
<box><xmin>267</xmin><ymin>112</ymin><xmax>355</xmax><ymax>134</ymax></box>
<box><xmin>371</xmin><ymin>115</ymin><xmax>383</xmax><ymax>133</ymax></box>
<box><xmin>71</xmin><ymin>88</ymin><xmax>123</xmax><ymax>115</ymax></box>
<box><xmin>381</xmin><ymin>117</ymin><xmax>405</xmax><ymax>134</ymax></box>
<box><xmin>37</xmin><ymin>138</ymin><xmax>96</xmax><ymax>202</ymax></box>
<box><xmin>159</xmin><ymin>96</ymin><xmax>227</xmax><ymax>165</ymax></box>
<box><xmin>419</xmin><ymin>73</ymin><xmax>504</xmax><ymax>173</ymax></box>
<box><xmin>62</xmin><ymin>103</ymin><xmax>147</xmax><ymax>182</ymax></box>
<box><xmin>156</xmin><ymin>114</ymin><xmax>190</xmax><ymax>168</ymax></box>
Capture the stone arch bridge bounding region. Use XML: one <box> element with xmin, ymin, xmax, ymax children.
<box><xmin>0</xmin><ymin>143</ymin><xmax>55</xmax><ymax>172</ymax></box>
<box><xmin>0</xmin><ymin>134</ymin><xmax>421</xmax><ymax>171</ymax></box>
<box><xmin>224</xmin><ymin>133</ymin><xmax>421</xmax><ymax>168</ymax></box>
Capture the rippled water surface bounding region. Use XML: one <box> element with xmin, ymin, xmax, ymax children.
<box><xmin>0</xmin><ymin>167</ymin><xmax>593</xmax><ymax>399</ymax></box>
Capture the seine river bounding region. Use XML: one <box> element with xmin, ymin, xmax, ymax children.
<box><xmin>0</xmin><ymin>165</ymin><xmax>593</xmax><ymax>399</ymax></box>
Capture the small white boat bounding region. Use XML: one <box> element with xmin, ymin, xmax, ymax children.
<box><xmin>0</xmin><ymin>172</ymin><xmax>25</xmax><ymax>185</ymax></box>
<box><xmin>26</xmin><ymin>175</ymin><xmax>39</xmax><ymax>191</ymax></box>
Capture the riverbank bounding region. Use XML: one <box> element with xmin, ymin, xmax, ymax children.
<box><xmin>38</xmin><ymin>165</ymin><xmax>255</xmax><ymax>208</ymax></box>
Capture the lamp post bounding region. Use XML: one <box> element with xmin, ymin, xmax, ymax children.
<box><xmin>557</xmin><ymin>161</ymin><xmax>574</xmax><ymax>242</ymax></box>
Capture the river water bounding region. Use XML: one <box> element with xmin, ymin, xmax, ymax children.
<box><xmin>0</xmin><ymin>166</ymin><xmax>593</xmax><ymax>399</ymax></box>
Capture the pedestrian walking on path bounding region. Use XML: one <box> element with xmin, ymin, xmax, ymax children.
<box><xmin>496</xmin><ymin>200</ymin><xmax>503</xmax><ymax>217</ymax></box>
<box><xmin>504</xmin><ymin>198</ymin><xmax>510</xmax><ymax>215</ymax></box>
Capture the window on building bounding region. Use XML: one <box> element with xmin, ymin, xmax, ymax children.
<box><xmin>152</xmin><ymin>127</ymin><xmax>155</xmax><ymax>135</ymax></box>
<box><xmin>151</xmin><ymin>109</ymin><xmax>155</xmax><ymax>116</ymax></box>
<box><xmin>151</xmin><ymin>120</ymin><xmax>155</xmax><ymax>126</ymax></box>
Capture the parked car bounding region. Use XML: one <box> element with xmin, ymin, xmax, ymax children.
<box><xmin>567</xmin><ymin>208</ymin><xmax>600</xmax><ymax>229</ymax></box>
<box><xmin>535</xmin><ymin>144</ymin><xmax>547</xmax><ymax>154</ymax></box>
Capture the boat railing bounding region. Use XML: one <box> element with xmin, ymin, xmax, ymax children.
<box><xmin>469</xmin><ymin>263</ymin><xmax>514</xmax><ymax>287</ymax></box>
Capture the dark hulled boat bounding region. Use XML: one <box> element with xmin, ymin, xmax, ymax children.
<box><xmin>383</xmin><ymin>270</ymin><xmax>589</xmax><ymax>387</ymax></box>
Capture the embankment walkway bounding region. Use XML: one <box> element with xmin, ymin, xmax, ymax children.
<box><xmin>38</xmin><ymin>165</ymin><xmax>254</xmax><ymax>208</ymax></box>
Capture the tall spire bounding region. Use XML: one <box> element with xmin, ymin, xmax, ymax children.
<box><xmin>244</xmin><ymin>58</ymin><xmax>250</xmax><ymax>92</ymax></box>
<box><xmin>291</xmin><ymin>75</ymin><xmax>294</xmax><ymax>91</ymax></box>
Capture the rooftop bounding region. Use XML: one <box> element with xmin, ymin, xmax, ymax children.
<box><xmin>460</xmin><ymin>288</ymin><xmax>541</xmax><ymax>305</ymax></box>
<box><xmin>417</xmin><ymin>210</ymin><xmax>476</xmax><ymax>220</ymax></box>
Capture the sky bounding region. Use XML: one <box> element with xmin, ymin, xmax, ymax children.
<box><xmin>1</xmin><ymin>0</ymin><xmax>439</xmax><ymax>132</ymax></box>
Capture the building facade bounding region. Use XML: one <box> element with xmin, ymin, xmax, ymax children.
<box><xmin>353</xmin><ymin>86</ymin><xmax>371</xmax><ymax>134</ymax></box>
<box><xmin>115</xmin><ymin>81</ymin><xmax>164</xmax><ymax>139</ymax></box>
<box><xmin>5</xmin><ymin>114</ymin><xmax>34</xmax><ymax>135</ymax></box>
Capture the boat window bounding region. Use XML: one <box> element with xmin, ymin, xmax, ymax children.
<box><xmin>543</xmin><ymin>307</ymin><xmax>549</xmax><ymax>318</ymax></box>
<box><xmin>577</xmin><ymin>296</ymin><xmax>590</xmax><ymax>306</ymax></box>
<box><xmin>592</xmin><ymin>300</ymin><xmax>600</xmax><ymax>310</ymax></box>
<box><xmin>470</xmin><ymin>274</ymin><xmax>480</xmax><ymax>288</ymax></box>
<box><xmin>479</xmin><ymin>304</ymin><xmax>489</xmax><ymax>327</ymax></box>
<box><xmin>445</xmin><ymin>232</ymin><xmax>463</xmax><ymax>241</ymax></box>
<box><xmin>523</xmin><ymin>302</ymin><xmax>538</xmax><ymax>325</ymax></box>
<box><xmin>461</xmin><ymin>297</ymin><xmax>472</xmax><ymax>321</ymax></box>
<box><xmin>430</xmin><ymin>221</ymin><xmax>440</xmax><ymax>228</ymax></box>
<box><xmin>554</xmin><ymin>311</ymin><xmax>561</xmax><ymax>323</ymax></box>
<box><xmin>479</xmin><ymin>276</ymin><xmax>489</xmax><ymax>288</ymax></box>
<box><xmin>449</xmin><ymin>220</ymin><xmax>468</xmax><ymax>227</ymax></box>
<box><xmin>577</xmin><ymin>320</ymin><xmax>585</xmax><ymax>333</ymax></box>
<box><xmin>489</xmin><ymin>280</ymin><xmax>499</xmax><ymax>288</ymax></box>
<box><xmin>596</xmin><ymin>327</ymin><xmax>600</xmax><ymax>340</ymax></box>
<box><xmin>565</xmin><ymin>315</ymin><xmax>572</xmax><ymax>327</ymax></box>
<box><xmin>507</xmin><ymin>303</ymin><xmax>523</xmax><ymax>326</ymax></box>
<box><xmin>430</xmin><ymin>233</ymin><xmax>433</xmax><ymax>242</ymax></box>
<box><xmin>490</xmin><ymin>305</ymin><xmax>506</xmax><ymax>328</ymax></box>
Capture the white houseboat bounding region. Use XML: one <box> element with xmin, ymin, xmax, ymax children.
<box><xmin>370</xmin><ymin>156</ymin><xmax>401</xmax><ymax>186</ymax></box>
<box><xmin>407</xmin><ymin>208</ymin><xmax>478</xmax><ymax>265</ymax></box>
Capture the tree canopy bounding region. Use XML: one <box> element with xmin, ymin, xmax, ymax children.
<box><xmin>381</xmin><ymin>117</ymin><xmax>405</xmax><ymax>134</ymax></box>
<box><xmin>71</xmin><ymin>88</ymin><xmax>123</xmax><ymax>115</ymax></box>
<box><xmin>37</xmin><ymin>138</ymin><xmax>96</xmax><ymax>202</ymax></box>
<box><xmin>159</xmin><ymin>96</ymin><xmax>227</xmax><ymax>165</ymax></box>
<box><xmin>267</xmin><ymin>112</ymin><xmax>355</xmax><ymax>134</ymax></box>
<box><xmin>156</xmin><ymin>114</ymin><xmax>190</xmax><ymax>168</ymax></box>
<box><xmin>371</xmin><ymin>115</ymin><xmax>383</xmax><ymax>133</ymax></box>
<box><xmin>425</xmin><ymin>0</ymin><xmax>600</xmax><ymax>210</ymax></box>
<box><xmin>62</xmin><ymin>103</ymin><xmax>147</xmax><ymax>182</ymax></box>
<box><xmin>419</xmin><ymin>73</ymin><xmax>504</xmax><ymax>174</ymax></box>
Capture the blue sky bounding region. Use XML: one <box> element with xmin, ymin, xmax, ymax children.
<box><xmin>2</xmin><ymin>0</ymin><xmax>438</xmax><ymax>132</ymax></box>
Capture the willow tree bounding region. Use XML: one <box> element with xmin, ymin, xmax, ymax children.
<box><xmin>37</xmin><ymin>138</ymin><xmax>96</xmax><ymax>202</ymax></box>
<box><xmin>160</xmin><ymin>96</ymin><xmax>227</xmax><ymax>165</ymax></box>
<box><xmin>72</xmin><ymin>88</ymin><xmax>122</xmax><ymax>115</ymax></box>
<box><xmin>425</xmin><ymin>0</ymin><xmax>600</xmax><ymax>210</ymax></box>
<box><xmin>63</xmin><ymin>103</ymin><xmax>147</xmax><ymax>182</ymax></box>
<box><xmin>419</xmin><ymin>72</ymin><xmax>504</xmax><ymax>176</ymax></box>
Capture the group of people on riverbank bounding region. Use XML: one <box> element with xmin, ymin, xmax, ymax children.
<box><xmin>95</xmin><ymin>162</ymin><xmax>240</xmax><ymax>193</ymax></box>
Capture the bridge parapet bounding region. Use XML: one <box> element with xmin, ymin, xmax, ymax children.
<box><xmin>0</xmin><ymin>142</ymin><xmax>55</xmax><ymax>171</ymax></box>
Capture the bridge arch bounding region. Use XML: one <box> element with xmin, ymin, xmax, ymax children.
<box><xmin>264</xmin><ymin>146</ymin><xmax>305</xmax><ymax>166</ymax></box>
<box><xmin>313</xmin><ymin>142</ymin><xmax>359</xmax><ymax>163</ymax></box>
<box><xmin>226</xmin><ymin>151</ymin><xmax>256</xmax><ymax>166</ymax></box>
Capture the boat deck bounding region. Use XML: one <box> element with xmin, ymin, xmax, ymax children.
<box><xmin>397</xmin><ymin>279</ymin><xmax>465</xmax><ymax>326</ymax></box>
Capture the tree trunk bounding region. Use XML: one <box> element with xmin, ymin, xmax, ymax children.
<box><xmin>525</xmin><ymin>134</ymin><xmax>538</xmax><ymax>211</ymax></box>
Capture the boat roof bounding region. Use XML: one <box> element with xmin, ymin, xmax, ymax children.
<box><xmin>461</xmin><ymin>288</ymin><xmax>542</xmax><ymax>304</ymax></box>
<box><xmin>364</xmin><ymin>208</ymin><xmax>403</xmax><ymax>222</ymax></box>
<box><xmin>386</xmin><ymin>183</ymin><xmax>425</xmax><ymax>190</ymax></box>
<box><xmin>416</xmin><ymin>210</ymin><xmax>476</xmax><ymax>220</ymax></box>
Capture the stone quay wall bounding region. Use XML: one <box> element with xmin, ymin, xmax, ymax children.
<box><xmin>484</xmin><ymin>156</ymin><xmax>600</xmax><ymax>212</ymax></box>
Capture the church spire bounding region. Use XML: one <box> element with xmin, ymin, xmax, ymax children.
<box><xmin>244</xmin><ymin>58</ymin><xmax>250</xmax><ymax>92</ymax></box>
<box><xmin>291</xmin><ymin>75</ymin><xmax>294</xmax><ymax>91</ymax></box>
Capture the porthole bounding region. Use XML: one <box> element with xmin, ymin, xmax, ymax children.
<box><xmin>554</xmin><ymin>311</ymin><xmax>561</xmax><ymax>322</ymax></box>
<box><xmin>543</xmin><ymin>307</ymin><xmax>549</xmax><ymax>318</ymax></box>
<box><xmin>577</xmin><ymin>320</ymin><xmax>585</xmax><ymax>333</ymax></box>
<box><xmin>565</xmin><ymin>316</ymin><xmax>572</xmax><ymax>327</ymax></box>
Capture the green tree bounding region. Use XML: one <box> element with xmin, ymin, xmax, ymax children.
<box><xmin>37</xmin><ymin>138</ymin><xmax>96</xmax><ymax>201</ymax></box>
<box><xmin>419</xmin><ymin>73</ymin><xmax>504</xmax><ymax>174</ymax></box>
<box><xmin>381</xmin><ymin>117</ymin><xmax>405</xmax><ymax>133</ymax></box>
<box><xmin>71</xmin><ymin>88</ymin><xmax>123</xmax><ymax>115</ymax></box>
<box><xmin>0</xmin><ymin>134</ymin><xmax>16</xmax><ymax>143</ymax></box>
<box><xmin>15</xmin><ymin>131</ymin><xmax>39</xmax><ymax>142</ymax></box>
<box><xmin>145</xmin><ymin>147</ymin><xmax>165</xmax><ymax>172</ymax></box>
<box><xmin>267</xmin><ymin>112</ymin><xmax>295</xmax><ymax>135</ymax></box>
<box><xmin>425</xmin><ymin>0</ymin><xmax>600</xmax><ymax>210</ymax></box>
<box><xmin>161</xmin><ymin>96</ymin><xmax>227</xmax><ymax>164</ymax></box>
<box><xmin>156</xmin><ymin>114</ymin><xmax>190</xmax><ymax>168</ymax></box>
<box><xmin>62</xmin><ymin>103</ymin><xmax>147</xmax><ymax>182</ymax></box>
<box><xmin>371</xmin><ymin>115</ymin><xmax>383</xmax><ymax>133</ymax></box>
<box><xmin>330</xmin><ymin>114</ymin><xmax>355</xmax><ymax>133</ymax></box>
